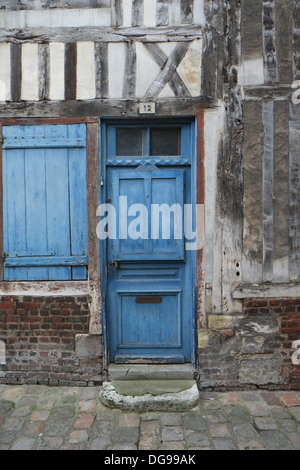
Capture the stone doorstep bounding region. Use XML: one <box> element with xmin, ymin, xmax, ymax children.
<box><xmin>99</xmin><ymin>381</ymin><xmax>200</xmax><ymax>412</ymax></box>
<box><xmin>108</xmin><ymin>364</ymin><xmax>196</xmax><ymax>381</ymax></box>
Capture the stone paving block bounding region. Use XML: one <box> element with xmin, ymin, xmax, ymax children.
<box><xmin>118</xmin><ymin>413</ymin><xmax>140</xmax><ymax>427</ymax></box>
<box><xmin>232</xmin><ymin>423</ymin><xmax>259</xmax><ymax>441</ymax></box>
<box><xmin>68</xmin><ymin>430</ymin><xmax>89</xmax><ymax>444</ymax></box>
<box><xmin>161</xmin><ymin>413</ymin><xmax>182</xmax><ymax>426</ymax></box>
<box><xmin>224</xmin><ymin>406</ymin><xmax>252</xmax><ymax>425</ymax></box>
<box><xmin>184</xmin><ymin>429</ymin><xmax>210</xmax><ymax>447</ymax></box>
<box><xmin>245</xmin><ymin>402</ymin><xmax>271</xmax><ymax>417</ymax></box>
<box><xmin>270</xmin><ymin>407</ymin><xmax>292</xmax><ymax>419</ymax></box>
<box><xmin>0</xmin><ymin>400</ymin><xmax>15</xmax><ymax>415</ymax></box>
<box><xmin>113</xmin><ymin>426</ymin><xmax>139</xmax><ymax>444</ymax></box>
<box><xmin>30</xmin><ymin>409</ymin><xmax>51</xmax><ymax>422</ymax></box>
<box><xmin>0</xmin><ymin>431</ymin><xmax>16</xmax><ymax>445</ymax></box>
<box><xmin>161</xmin><ymin>425</ymin><xmax>184</xmax><ymax>442</ymax></box>
<box><xmin>11</xmin><ymin>406</ymin><xmax>31</xmax><ymax>418</ymax></box>
<box><xmin>182</xmin><ymin>412</ymin><xmax>207</xmax><ymax>431</ymax></box>
<box><xmin>23</xmin><ymin>421</ymin><xmax>44</xmax><ymax>437</ymax></box>
<box><xmin>74</xmin><ymin>413</ymin><xmax>95</xmax><ymax>429</ymax></box>
<box><xmin>202</xmin><ymin>410</ymin><xmax>228</xmax><ymax>424</ymax></box>
<box><xmin>261</xmin><ymin>430</ymin><xmax>291</xmax><ymax>449</ymax></box>
<box><xmin>43</xmin><ymin>406</ymin><xmax>75</xmax><ymax>437</ymax></box>
<box><xmin>159</xmin><ymin>441</ymin><xmax>185</xmax><ymax>450</ymax></box>
<box><xmin>210</xmin><ymin>423</ymin><xmax>232</xmax><ymax>439</ymax></box>
<box><xmin>287</xmin><ymin>432</ymin><xmax>300</xmax><ymax>449</ymax></box>
<box><xmin>254</xmin><ymin>417</ymin><xmax>278</xmax><ymax>431</ymax></box>
<box><xmin>1</xmin><ymin>387</ymin><xmax>24</xmax><ymax>401</ymax></box>
<box><xmin>11</xmin><ymin>437</ymin><xmax>36</xmax><ymax>450</ymax></box>
<box><xmin>260</xmin><ymin>392</ymin><xmax>282</xmax><ymax>407</ymax></box>
<box><xmin>78</xmin><ymin>399</ymin><xmax>98</xmax><ymax>412</ymax></box>
<box><xmin>288</xmin><ymin>407</ymin><xmax>300</xmax><ymax>421</ymax></box>
<box><xmin>89</xmin><ymin>436</ymin><xmax>111</xmax><ymax>450</ymax></box>
<box><xmin>109</xmin><ymin>444</ymin><xmax>138</xmax><ymax>450</ymax></box>
<box><xmin>280</xmin><ymin>394</ymin><xmax>300</xmax><ymax>408</ymax></box>
<box><xmin>139</xmin><ymin>420</ymin><xmax>160</xmax><ymax>450</ymax></box>
<box><xmin>238</xmin><ymin>440</ymin><xmax>265</xmax><ymax>450</ymax></box>
<box><xmin>213</xmin><ymin>439</ymin><xmax>237</xmax><ymax>450</ymax></box>
<box><xmin>277</xmin><ymin>418</ymin><xmax>299</xmax><ymax>433</ymax></box>
<box><xmin>3</xmin><ymin>416</ymin><xmax>26</xmax><ymax>431</ymax></box>
<box><xmin>37</xmin><ymin>437</ymin><xmax>64</xmax><ymax>450</ymax></box>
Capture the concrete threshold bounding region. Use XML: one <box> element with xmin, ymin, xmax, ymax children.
<box><xmin>108</xmin><ymin>363</ymin><xmax>196</xmax><ymax>381</ymax></box>
<box><xmin>99</xmin><ymin>364</ymin><xmax>199</xmax><ymax>411</ymax></box>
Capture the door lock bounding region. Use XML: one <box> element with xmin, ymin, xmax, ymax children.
<box><xmin>110</xmin><ymin>260</ymin><xmax>119</xmax><ymax>269</ymax></box>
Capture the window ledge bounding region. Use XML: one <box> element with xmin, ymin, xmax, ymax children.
<box><xmin>0</xmin><ymin>281</ymin><xmax>90</xmax><ymax>297</ymax></box>
<box><xmin>232</xmin><ymin>282</ymin><xmax>300</xmax><ymax>299</ymax></box>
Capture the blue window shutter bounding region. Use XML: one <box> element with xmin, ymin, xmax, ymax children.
<box><xmin>2</xmin><ymin>124</ymin><xmax>88</xmax><ymax>281</ymax></box>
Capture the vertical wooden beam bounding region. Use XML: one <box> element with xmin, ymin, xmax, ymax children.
<box><xmin>10</xmin><ymin>43</ymin><xmax>22</xmax><ymax>102</ymax></box>
<box><xmin>181</xmin><ymin>0</ymin><xmax>193</xmax><ymax>24</ymax></box>
<box><xmin>132</xmin><ymin>0</ymin><xmax>144</xmax><ymax>26</ymax></box>
<box><xmin>156</xmin><ymin>0</ymin><xmax>169</xmax><ymax>26</ymax></box>
<box><xmin>243</xmin><ymin>101</ymin><xmax>264</xmax><ymax>283</ymax></box>
<box><xmin>263</xmin><ymin>0</ymin><xmax>279</xmax><ymax>84</ymax></box>
<box><xmin>262</xmin><ymin>100</ymin><xmax>274</xmax><ymax>282</ymax></box>
<box><xmin>289</xmin><ymin>104</ymin><xmax>300</xmax><ymax>280</ymax></box>
<box><xmin>86</xmin><ymin>121</ymin><xmax>101</xmax><ymax>334</ymax></box>
<box><xmin>111</xmin><ymin>0</ymin><xmax>123</xmax><ymax>27</ymax></box>
<box><xmin>293</xmin><ymin>0</ymin><xmax>300</xmax><ymax>80</ymax></box>
<box><xmin>275</xmin><ymin>0</ymin><xmax>293</xmax><ymax>84</ymax></box>
<box><xmin>95</xmin><ymin>42</ymin><xmax>109</xmax><ymax>99</ymax></box>
<box><xmin>0</xmin><ymin>121</ymin><xmax>3</xmax><ymax>281</ymax></box>
<box><xmin>196</xmin><ymin>110</ymin><xmax>205</xmax><ymax>330</ymax></box>
<box><xmin>273</xmin><ymin>100</ymin><xmax>289</xmax><ymax>281</ymax></box>
<box><xmin>65</xmin><ymin>42</ymin><xmax>77</xmax><ymax>101</ymax></box>
<box><xmin>123</xmin><ymin>42</ymin><xmax>136</xmax><ymax>98</ymax></box>
<box><xmin>38</xmin><ymin>43</ymin><xmax>50</xmax><ymax>101</ymax></box>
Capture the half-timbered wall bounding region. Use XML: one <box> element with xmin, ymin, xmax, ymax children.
<box><xmin>0</xmin><ymin>0</ymin><xmax>299</xmax><ymax>389</ymax></box>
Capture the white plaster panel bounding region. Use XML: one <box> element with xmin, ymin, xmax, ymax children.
<box><xmin>158</xmin><ymin>83</ymin><xmax>175</xmax><ymax>98</ymax></box>
<box><xmin>77</xmin><ymin>42</ymin><xmax>96</xmax><ymax>100</ymax></box>
<box><xmin>169</xmin><ymin>0</ymin><xmax>181</xmax><ymax>26</ymax></box>
<box><xmin>144</xmin><ymin>0</ymin><xmax>157</xmax><ymax>27</ymax></box>
<box><xmin>135</xmin><ymin>42</ymin><xmax>161</xmax><ymax>98</ymax></box>
<box><xmin>177</xmin><ymin>39</ymin><xmax>202</xmax><ymax>97</ymax></box>
<box><xmin>108</xmin><ymin>42</ymin><xmax>126</xmax><ymax>99</ymax></box>
<box><xmin>122</xmin><ymin>0</ymin><xmax>133</xmax><ymax>27</ymax></box>
<box><xmin>49</xmin><ymin>42</ymin><xmax>65</xmax><ymax>101</ymax></box>
<box><xmin>0</xmin><ymin>8</ymin><xmax>111</xmax><ymax>29</ymax></box>
<box><xmin>193</xmin><ymin>0</ymin><xmax>205</xmax><ymax>25</ymax></box>
<box><xmin>21</xmin><ymin>43</ymin><xmax>39</xmax><ymax>101</ymax></box>
<box><xmin>0</xmin><ymin>43</ymin><xmax>11</xmax><ymax>101</ymax></box>
<box><xmin>238</xmin><ymin>58</ymin><xmax>265</xmax><ymax>86</ymax></box>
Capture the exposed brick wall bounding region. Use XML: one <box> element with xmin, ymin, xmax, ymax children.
<box><xmin>0</xmin><ymin>296</ymin><xmax>103</xmax><ymax>386</ymax></box>
<box><xmin>198</xmin><ymin>298</ymin><xmax>300</xmax><ymax>391</ymax></box>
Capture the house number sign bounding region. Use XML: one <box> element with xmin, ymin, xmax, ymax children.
<box><xmin>139</xmin><ymin>102</ymin><xmax>156</xmax><ymax>114</ymax></box>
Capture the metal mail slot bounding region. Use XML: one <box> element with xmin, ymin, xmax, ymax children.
<box><xmin>135</xmin><ymin>296</ymin><xmax>163</xmax><ymax>304</ymax></box>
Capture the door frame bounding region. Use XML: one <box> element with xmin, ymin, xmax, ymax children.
<box><xmin>100</xmin><ymin>115</ymin><xmax>204</xmax><ymax>368</ymax></box>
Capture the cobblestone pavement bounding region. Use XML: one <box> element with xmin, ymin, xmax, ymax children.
<box><xmin>1</xmin><ymin>384</ymin><xmax>300</xmax><ymax>450</ymax></box>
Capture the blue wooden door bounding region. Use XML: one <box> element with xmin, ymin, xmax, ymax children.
<box><xmin>103</xmin><ymin>122</ymin><xmax>195</xmax><ymax>364</ymax></box>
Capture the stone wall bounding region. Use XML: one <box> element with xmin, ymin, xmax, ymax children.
<box><xmin>198</xmin><ymin>299</ymin><xmax>300</xmax><ymax>391</ymax></box>
<box><xmin>0</xmin><ymin>296</ymin><xmax>102</xmax><ymax>386</ymax></box>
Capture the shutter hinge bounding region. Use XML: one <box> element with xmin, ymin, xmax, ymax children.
<box><xmin>2</xmin><ymin>252</ymin><xmax>8</xmax><ymax>263</ymax></box>
<box><xmin>0</xmin><ymin>137</ymin><xmax>4</xmax><ymax>145</ymax></box>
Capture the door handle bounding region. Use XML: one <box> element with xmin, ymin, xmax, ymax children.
<box><xmin>109</xmin><ymin>260</ymin><xmax>119</xmax><ymax>269</ymax></box>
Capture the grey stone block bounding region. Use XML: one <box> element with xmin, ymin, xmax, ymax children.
<box><xmin>75</xmin><ymin>334</ymin><xmax>102</xmax><ymax>359</ymax></box>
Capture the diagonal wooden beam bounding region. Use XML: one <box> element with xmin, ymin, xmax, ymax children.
<box><xmin>144</xmin><ymin>42</ymin><xmax>191</xmax><ymax>99</ymax></box>
<box><xmin>144</xmin><ymin>43</ymin><xmax>191</xmax><ymax>97</ymax></box>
